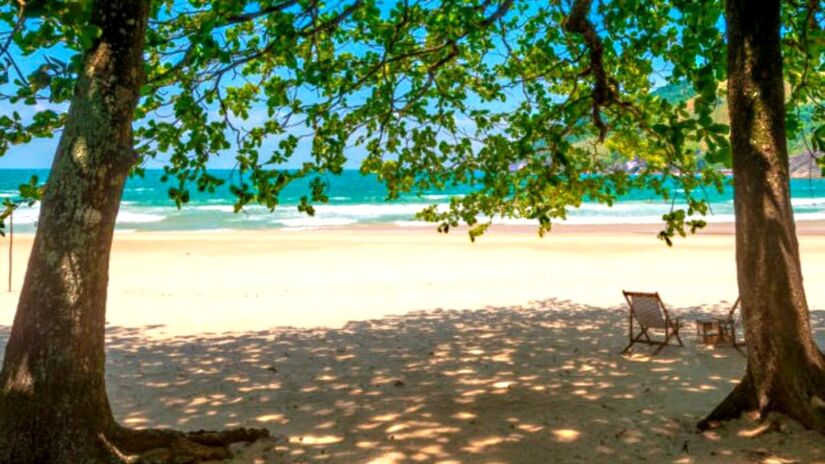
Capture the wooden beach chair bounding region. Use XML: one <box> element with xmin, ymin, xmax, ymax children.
<box><xmin>717</xmin><ymin>297</ymin><xmax>746</xmax><ymax>353</ymax></box>
<box><xmin>621</xmin><ymin>291</ymin><xmax>684</xmax><ymax>355</ymax></box>
<box><xmin>696</xmin><ymin>297</ymin><xmax>745</xmax><ymax>354</ymax></box>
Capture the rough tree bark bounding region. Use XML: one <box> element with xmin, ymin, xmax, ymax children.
<box><xmin>0</xmin><ymin>1</ymin><xmax>266</xmax><ymax>462</ymax></box>
<box><xmin>699</xmin><ymin>0</ymin><xmax>825</xmax><ymax>430</ymax></box>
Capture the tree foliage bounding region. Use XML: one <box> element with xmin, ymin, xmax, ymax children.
<box><xmin>0</xmin><ymin>0</ymin><xmax>822</xmax><ymax>243</ymax></box>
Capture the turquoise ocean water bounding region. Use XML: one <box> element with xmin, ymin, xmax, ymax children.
<box><xmin>1</xmin><ymin>169</ymin><xmax>825</xmax><ymax>232</ymax></box>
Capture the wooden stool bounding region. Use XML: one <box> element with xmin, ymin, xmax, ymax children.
<box><xmin>696</xmin><ymin>319</ymin><xmax>728</xmax><ymax>345</ymax></box>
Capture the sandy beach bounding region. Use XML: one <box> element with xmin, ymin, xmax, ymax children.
<box><xmin>2</xmin><ymin>224</ymin><xmax>825</xmax><ymax>462</ymax></box>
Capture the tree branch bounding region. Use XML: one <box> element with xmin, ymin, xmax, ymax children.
<box><xmin>563</xmin><ymin>0</ymin><xmax>618</xmax><ymax>142</ymax></box>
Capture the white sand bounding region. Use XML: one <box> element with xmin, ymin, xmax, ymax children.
<box><xmin>1</xmin><ymin>226</ymin><xmax>825</xmax><ymax>462</ymax></box>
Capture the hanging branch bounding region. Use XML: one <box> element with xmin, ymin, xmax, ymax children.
<box><xmin>563</xmin><ymin>0</ymin><xmax>620</xmax><ymax>142</ymax></box>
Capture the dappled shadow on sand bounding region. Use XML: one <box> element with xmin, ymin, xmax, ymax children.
<box><xmin>3</xmin><ymin>299</ymin><xmax>825</xmax><ymax>462</ymax></box>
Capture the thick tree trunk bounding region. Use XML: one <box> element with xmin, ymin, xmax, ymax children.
<box><xmin>700</xmin><ymin>0</ymin><xmax>825</xmax><ymax>430</ymax></box>
<box><xmin>0</xmin><ymin>2</ymin><xmax>151</xmax><ymax>461</ymax></box>
<box><xmin>0</xmin><ymin>2</ymin><xmax>267</xmax><ymax>462</ymax></box>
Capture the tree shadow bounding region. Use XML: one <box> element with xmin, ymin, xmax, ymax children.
<box><xmin>2</xmin><ymin>299</ymin><xmax>825</xmax><ymax>462</ymax></box>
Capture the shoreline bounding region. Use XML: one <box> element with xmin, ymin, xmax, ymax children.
<box><xmin>1</xmin><ymin>217</ymin><xmax>825</xmax><ymax>461</ymax></box>
<box><xmin>2</xmin><ymin>223</ymin><xmax>825</xmax><ymax>337</ymax></box>
<box><xmin>5</xmin><ymin>217</ymin><xmax>825</xmax><ymax>237</ymax></box>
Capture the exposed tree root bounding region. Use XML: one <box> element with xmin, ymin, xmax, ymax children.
<box><xmin>107</xmin><ymin>424</ymin><xmax>271</xmax><ymax>463</ymax></box>
<box><xmin>697</xmin><ymin>371</ymin><xmax>758</xmax><ymax>431</ymax></box>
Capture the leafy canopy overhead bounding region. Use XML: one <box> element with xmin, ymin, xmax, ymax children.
<box><xmin>0</xmin><ymin>0</ymin><xmax>822</xmax><ymax>242</ymax></box>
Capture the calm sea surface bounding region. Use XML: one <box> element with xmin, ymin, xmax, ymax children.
<box><xmin>1</xmin><ymin>169</ymin><xmax>824</xmax><ymax>232</ymax></box>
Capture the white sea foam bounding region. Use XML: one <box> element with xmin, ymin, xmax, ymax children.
<box><xmin>313</xmin><ymin>203</ymin><xmax>440</xmax><ymax>217</ymax></box>
<box><xmin>791</xmin><ymin>197</ymin><xmax>825</xmax><ymax>207</ymax></box>
<box><xmin>185</xmin><ymin>228</ymin><xmax>235</xmax><ymax>233</ymax></box>
<box><xmin>393</xmin><ymin>220</ymin><xmax>434</xmax><ymax>227</ymax></box>
<box><xmin>195</xmin><ymin>205</ymin><xmax>235</xmax><ymax>212</ymax></box>
<box><xmin>795</xmin><ymin>212</ymin><xmax>825</xmax><ymax>221</ymax></box>
<box><xmin>276</xmin><ymin>217</ymin><xmax>357</xmax><ymax>228</ymax></box>
<box><xmin>422</xmin><ymin>194</ymin><xmax>458</xmax><ymax>200</ymax></box>
<box><xmin>6</xmin><ymin>196</ymin><xmax>821</xmax><ymax>233</ymax></box>
<box><xmin>5</xmin><ymin>206</ymin><xmax>39</xmax><ymax>225</ymax></box>
<box><xmin>116</xmin><ymin>211</ymin><xmax>166</xmax><ymax>223</ymax></box>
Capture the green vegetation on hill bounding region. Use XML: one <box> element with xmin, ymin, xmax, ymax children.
<box><xmin>651</xmin><ymin>82</ymin><xmax>819</xmax><ymax>162</ymax></box>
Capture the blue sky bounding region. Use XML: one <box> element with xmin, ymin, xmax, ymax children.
<box><xmin>0</xmin><ymin>0</ymin><xmax>681</xmax><ymax>170</ymax></box>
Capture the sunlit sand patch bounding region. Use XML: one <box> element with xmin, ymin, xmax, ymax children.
<box><xmin>392</xmin><ymin>426</ymin><xmax>461</xmax><ymax>440</ymax></box>
<box><xmin>386</xmin><ymin>423</ymin><xmax>408</xmax><ymax>433</ymax></box>
<box><xmin>762</xmin><ymin>457</ymin><xmax>799</xmax><ymax>464</ymax></box>
<box><xmin>314</xmin><ymin>420</ymin><xmax>336</xmax><ymax>430</ymax></box>
<box><xmin>355</xmin><ymin>440</ymin><xmax>379</xmax><ymax>449</ymax></box>
<box><xmin>356</xmin><ymin>422</ymin><xmax>382</xmax><ymax>431</ymax></box>
<box><xmin>238</xmin><ymin>382</ymin><xmax>281</xmax><ymax>392</ymax></box>
<box><xmin>123</xmin><ymin>416</ymin><xmax>148</xmax><ymax>426</ymax></box>
<box><xmin>539</xmin><ymin>321</ymin><xmax>567</xmax><ymax>329</ymax></box>
<box><xmin>460</xmin><ymin>388</ymin><xmax>487</xmax><ymax>397</ymax></box>
<box><xmin>616</xmin><ymin>428</ymin><xmax>643</xmax><ymax>444</ymax></box>
<box><xmin>491</xmin><ymin>349</ymin><xmax>515</xmax><ymax>362</ymax></box>
<box><xmin>292</xmin><ymin>435</ymin><xmax>343</xmax><ymax>445</ymax></box>
<box><xmin>404</xmin><ymin>404</ymin><xmax>424</xmax><ymax>414</ymax></box>
<box><xmin>442</xmin><ymin>368</ymin><xmax>477</xmax><ymax>376</ymax></box>
<box><xmin>145</xmin><ymin>381</ymin><xmax>171</xmax><ymax>388</ymax></box>
<box><xmin>456</xmin><ymin>377</ymin><xmax>491</xmax><ymax>387</ymax></box>
<box><xmin>683</xmin><ymin>384</ymin><xmax>717</xmax><ymax>393</ymax></box>
<box><xmin>369</xmin><ymin>451</ymin><xmax>407</xmax><ymax>464</ymax></box>
<box><xmin>255</xmin><ymin>413</ymin><xmax>287</xmax><ymax>424</ymax></box>
<box><xmin>452</xmin><ymin>411</ymin><xmax>476</xmax><ymax>420</ymax></box>
<box><xmin>462</xmin><ymin>436</ymin><xmax>504</xmax><ymax>453</ymax></box>
<box><xmin>701</xmin><ymin>430</ymin><xmax>721</xmax><ymax>441</ymax></box>
<box><xmin>737</xmin><ymin>421</ymin><xmax>776</xmax><ymax>438</ymax></box>
<box><xmin>419</xmin><ymin>444</ymin><xmax>448</xmax><ymax>457</ymax></box>
<box><xmin>187</xmin><ymin>396</ymin><xmax>209</xmax><ymax>407</ymax></box>
<box><xmin>225</xmin><ymin>374</ymin><xmax>248</xmax><ymax>382</ymax></box>
<box><xmin>552</xmin><ymin>429</ymin><xmax>581</xmax><ymax>443</ymax></box>
<box><xmin>516</xmin><ymin>423</ymin><xmax>543</xmax><ymax>433</ymax></box>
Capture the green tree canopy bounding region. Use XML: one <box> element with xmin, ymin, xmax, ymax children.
<box><xmin>0</xmin><ymin>1</ymin><xmax>822</xmax><ymax>242</ymax></box>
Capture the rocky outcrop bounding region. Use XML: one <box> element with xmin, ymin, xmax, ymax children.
<box><xmin>789</xmin><ymin>152</ymin><xmax>823</xmax><ymax>179</ymax></box>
